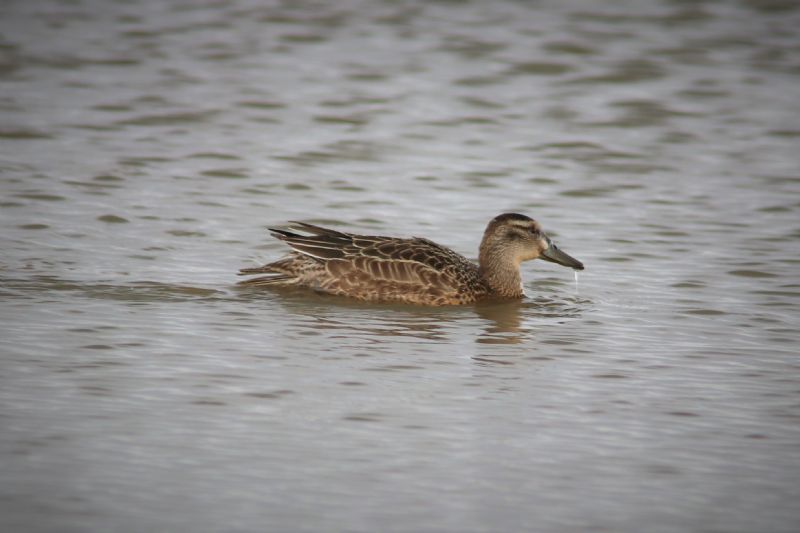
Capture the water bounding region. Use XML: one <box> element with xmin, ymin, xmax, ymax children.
<box><xmin>2</xmin><ymin>0</ymin><xmax>799</xmax><ymax>531</ymax></box>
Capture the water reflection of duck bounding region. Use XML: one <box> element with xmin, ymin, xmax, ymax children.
<box><xmin>238</xmin><ymin>213</ymin><xmax>583</xmax><ymax>306</ymax></box>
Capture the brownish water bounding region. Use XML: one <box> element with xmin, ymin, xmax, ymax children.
<box><xmin>1</xmin><ymin>1</ymin><xmax>799</xmax><ymax>532</ymax></box>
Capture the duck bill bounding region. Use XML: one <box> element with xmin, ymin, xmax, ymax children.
<box><xmin>540</xmin><ymin>241</ymin><xmax>584</xmax><ymax>270</ymax></box>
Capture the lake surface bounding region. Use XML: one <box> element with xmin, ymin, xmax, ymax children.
<box><xmin>1</xmin><ymin>0</ymin><xmax>799</xmax><ymax>532</ymax></box>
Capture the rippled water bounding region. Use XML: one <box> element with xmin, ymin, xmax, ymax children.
<box><xmin>2</xmin><ymin>0</ymin><xmax>800</xmax><ymax>532</ymax></box>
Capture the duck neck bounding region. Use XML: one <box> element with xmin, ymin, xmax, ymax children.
<box><xmin>479</xmin><ymin>252</ymin><xmax>524</xmax><ymax>298</ymax></box>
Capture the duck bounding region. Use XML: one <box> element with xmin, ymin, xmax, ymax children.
<box><xmin>237</xmin><ymin>213</ymin><xmax>584</xmax><ymax>306</ymax></box>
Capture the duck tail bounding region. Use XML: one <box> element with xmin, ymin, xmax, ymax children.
<box><xmin>236</xmin><ymin>274</ymin><xmax>294</xmax><ymax>287</ymax></box>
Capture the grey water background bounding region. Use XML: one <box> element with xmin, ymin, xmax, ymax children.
<box><xmin>1</xmin><ymin>0</ymin><xmax>799</xmax><ymax>532</ymax></box>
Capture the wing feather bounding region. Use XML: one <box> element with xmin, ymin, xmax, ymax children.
<box><xmin>286</xmin><ymin>221</ymin><xmax>350</xmax><ymax>238</ymax></box>
<box><xmin>245</xmin><ymin>223</ymin><xmax>482</xmax><ymax>297</ymax></box>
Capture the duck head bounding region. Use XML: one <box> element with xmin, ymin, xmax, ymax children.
<box><xmin>478</xmin><ymin>213</ymin><xmax>583</xmax><ymax>296</ymax></box>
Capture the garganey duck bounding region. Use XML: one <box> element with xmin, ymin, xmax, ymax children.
<box><xmin>238</xmin><ymin>213</ymin><xmax>584</xmax><ymax>306</ymax></box>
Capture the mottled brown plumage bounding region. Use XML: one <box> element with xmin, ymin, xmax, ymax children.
<box><xmin>237</xmin><ymin>213</ymin><xmax>583</xmax><ymax>306</ymax></box>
